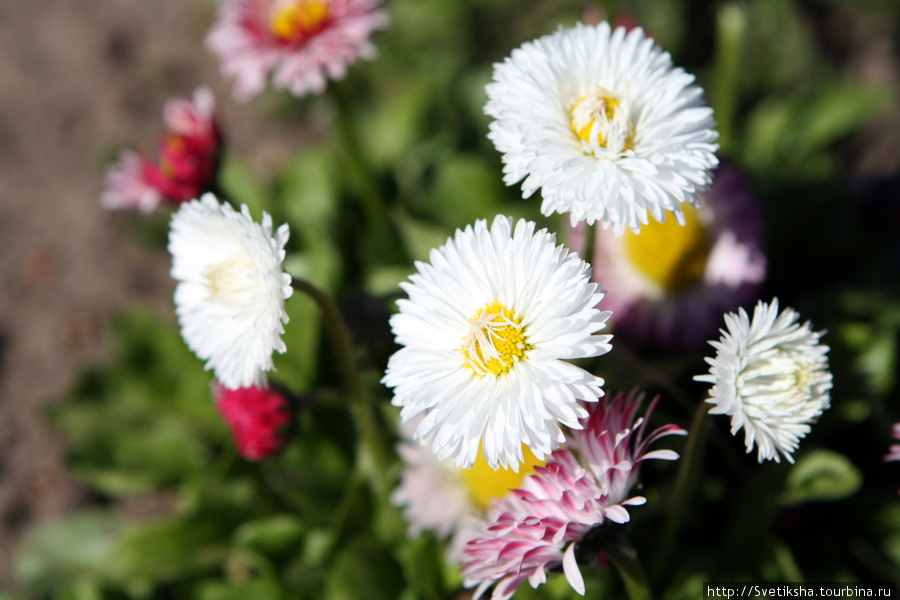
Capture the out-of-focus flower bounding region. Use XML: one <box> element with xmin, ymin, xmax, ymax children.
<box><xmin>885</xmin><ymin>424</ymin><xmax>900</xmax><ymax>495</ymax></box>
<box><xmin>169</xmin><ymin>194</ymin><xmax>293</xmax><ymax>389</ymax></box>
<box><xmin>461</xmin><ymin>391</ymin><xmax>685</xmax><ymax>599</ymax></box>
<box><xmin>206</xmin><ymin>0</ymin><xmax>388</xmax><ymax>102</ymax></box>
<box><xmin>885</xmin><ymin>423</ymin><xmax>900</xmax><ymax>466</ymax></box>
<box><xmin>215</xmin><ymin>383</ymin><xmax>293</xmax><ymax>460</ymax></box>
<box><xmin>586</xmin><ymin>162</ymin><xmax>766</xmax><ymax>349</ymax></box>
<box><xmin>101</xmin><ymin>87</ymin><xmax>221</xmax><ymax>213</ymax></box>
<box><xmin>392</xmin><ymin>418</ymin><xmax>545</xmax><ymax>559</ymax></box>
<box><xmin>695</xmin><ymin>299</ymin><xmax>833</xmax><ymax>463</ymax></box>
<box><xmin>484</xmin><ymin>21</ymin><xmax>718</xmax><ymax>235</ymax></box>
<box><xmin>382</xmin><ymin>215</ymin><xmax>612</xmax><ymax>470</ymax></box>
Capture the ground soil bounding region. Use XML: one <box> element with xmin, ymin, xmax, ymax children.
<box><xmin>0</xmin><ymin>0</ymin><xmax>308</xmax><ymax>590</ymax></box>
<box><xmin>0</xmin><ymin>0</ymin><xmax>897</xmax><ymax>594</ymax></box>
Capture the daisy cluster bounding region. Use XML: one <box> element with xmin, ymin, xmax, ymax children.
<box><xmin>95</xmin><ymin>6</ymin><xmax>851</xmax><ymax>600</ymax></box>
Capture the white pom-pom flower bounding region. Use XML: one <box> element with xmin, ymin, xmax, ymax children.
<box><xmin>168</xmin><ymin>193</ymin><xmax>293</xmax><ymax>389</ymax></box>
<box><xmin>485</xmin><ymin>21</ymin><xmax>719</xmax><ymax>234</ymax></box>
<box><xmin>695</xmin><ymin>298</ymin><xmax>833</xmax><ymax>463</ymax></box>
<box><xmin>382</xmin><ymin>215</ymin><xmax>612</xmax><ymax>470</ymax></box>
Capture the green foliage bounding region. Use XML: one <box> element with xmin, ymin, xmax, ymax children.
<box><xmin>781</xmin><ymin>450</ymin><xmax>863</xmax><ymax>505</ymax></box>
<box><xmin>26</xmin><ymin>0</ymin><xmax>900</xmax><ymax>598</ymax></box>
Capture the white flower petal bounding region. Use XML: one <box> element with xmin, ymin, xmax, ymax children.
<box><xmin>168</xmin><ymin>194</ymin><xmax>292</xmax><ymax>388</ymax></box>
<box><xmin>485</xmin><ymin>22</ymin><xmax>718</xmax><ymax>233</ymax></box>
<box><xmin>383</xmin><ymin>215</ymin><xmax>612</xmax><ymax>469</ymax></box>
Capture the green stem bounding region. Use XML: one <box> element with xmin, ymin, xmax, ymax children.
<box><xmin>291</xmin><ymin>277</ymin><xmax>391</xmax><ymax>495</ymax></box>
<box><xmin>652</xmin><ymin>404</ymin><xmax>710</xmax><ymax>578</ymax></box>
<box><xmin>713</xmin><ymin>3</ymin><xmax>746</xmax><ymax>155</ymax></box>
<box><xmin>608</xmin><ymin>537</ymin><xmax>653</xmax><ymax>600</ymax></box>
<box><xmin>611</xmin><ymin>342</ymin><xmax>695</xmax><ymax>414</ymax></box>
<box><xmin>329</xmin><ymin>84</ymin><xmax>388</xmax><ymax>231</ymax></box>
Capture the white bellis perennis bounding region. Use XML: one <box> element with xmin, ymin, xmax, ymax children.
<box><xmin>169</xmin><ymin>194</ymin><xmax>293</xmax><ymax>389</ymax></box>
<box><xmin>485</xmin><ymin>22</ymin><xmax>719</xmax><ymax>234</ymax></box>
<box><xmin>695</xmin><ymin>299</ymin><xmax>833</xmax><ymax>463</ymax></box>
<box><xmin>382</xmin><ymin>216</ymin><xmax>612</xmax><ymax>470</ymax></box>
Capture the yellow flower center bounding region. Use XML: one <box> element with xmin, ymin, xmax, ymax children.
<box><xmin>460</xmin><ymin>301</ymin><xmax>531</xmax><ymax>377</ymax></box>
<box><xmin>270</xmin><ymin>0</ymin><xmax>330</xmax><ymax>43</ymax></box>
<box><xmin>570</xmin><ymin>89</ymin><xmax>635</xmax><ymax>154</ymax></box>
<box><xmin>458</xmin><ymin>445</ymin><xmax>545</xmax><ymax>508</ymax></box>
<box><xmin>622</xmin><ymin>204</ymin><xmax>712</xmax><ymax>293</ymax></box>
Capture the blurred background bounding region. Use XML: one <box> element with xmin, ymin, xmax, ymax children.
<box><xmin>0</xmin><ymin>0</ymin><xmax>898</xmax><ymax>596</ymax></box>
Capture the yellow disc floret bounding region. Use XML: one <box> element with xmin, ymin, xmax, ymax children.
<box><xmin>460</xmin><ymin>301</ymin><xmax>531</xmax><ymax>377</ymax></box>
<box><xmin>458</xmin><ymin>445</ymin><xmax>546</xmax><ymax>508</ymax></box>
<box><xmin>270</xmin><ymin>0</ymin><xmax>330</xmax><ymax>43</ymax></box>
<box><xmin>570</xmin><ymin>89</ymin><xmax>634</xmax><ymax>154</ymax></box>
<box><xmin>623</xmin><ymin>204</ymin><xmax>712</xmax><ymax>293</ymax></box>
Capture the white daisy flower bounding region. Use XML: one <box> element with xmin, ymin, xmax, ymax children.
<box><xmin>485</xmin><ymin>21</ymin><xmax>719</xmax><ymax>234</ymax></box>
<box><xmin>695</xmin><ymin>299</ymin><xmax>833</xmax><ymax>463</ymax></box>
<box><xmin>382</xmin><ymin>215</ymin><xmax>612</xmax><ymax>470</ymax></box>
<box><xmin>168</xmin><ymin>193</ymin><xmax>293</xmax><ymax>389</ymax></box>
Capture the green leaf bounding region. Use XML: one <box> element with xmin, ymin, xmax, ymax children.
<box><xmin>741</xmin><ymin>83</ymin><xmax>892</xmax><ymax>179</ymax></box>
<box><xmin>359</xmin><ymin>75</ymin><xmax>435</xmax><ymax>168</ymax></box>
<box><xmin>780</xmin><ymin>450</ymin><xmax>863</xmax><ymax>505</ymax></box>
<box><xmin>103</xmin><ymin>515</ymin><xmax>231</xmax><ymax>593</ymax></box>
<box><xmin>391</xmin><ymin>210</ymin><xmax>452</xmax><ymax>264</ymax></box>
<box><xmin>839</xmin><ymin>321</ymin><xmax>898</xmax><ymax>398</ymax></box>
<box><xmin>396</xmin><ymin>534</ymin><xmax>446</xmax><ymax>600</ymax></box>
<box><xmin>324</xmin><ymin>536</ymin><xmax>403</xmax><ymax>600</ymax></box>
<box><xmin>53</xmin><ymin>578</ymin><xmax>104</xmax><ymax>600</ymax></box>
<box><xmin>278</xmin><ymin>149</ymin><xmax>341</xmax><ymax>234</ymax></box>
<box><xmin>429</xmin><ymin>155</ymin><xmax>505</xmax><ymax>229</ymax></box>
<box><xmin>219</xmin><ymin>155</ymin><xmax>271</xmax><ymax>215</ymax></box>
<box><xmin>233</xmin><ymin>515</ymin><xmax>306</xmax><ymax>554</ymax></box>
<box><xmin>71</xmin><ymin>417</ymin><xmax>211</xmax><ymax>495</ymax></box>
<box><xmin>16</xmin><ymin>510</ymin><xmax>124</xmax><ymax>595</ymax></box>
<box><xmin>196</xmin><ymin>578</ymin><xmax>285</xmax><ymax>600</ymax></box>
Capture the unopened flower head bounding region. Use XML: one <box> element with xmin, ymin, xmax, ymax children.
<box><xmin>169</xmin><ymin>194</ymin><xmax>293</xmax><ymax>389</ymax></box>
<box><xmin>215</xmin><ymin>383</ymin><xmax>293</xmax><ymax>460</ymax></box>
<box><xmin>101</xmin><ymin>87</ymin><xmax>221</xmax><ymax>213</ymax></box>
<box><xmin>586</xmin><ymin>162</ymin><xmax>766</xmax><ymax>349</ymax></box>
<box><xmin>485</xmin><ymin>22</ymin><xmax>718</xmax><ymax>234</ymax></box>
<box><xmin>382</xmin><ymin>215</ymin><xmax>612</xmax><ymax>470</ymax></box>
<box><xmin>695</xmin><ymin>299</ymin><xmax>833</xmax><ymax>463</ymax></box>
<box><xmin>461</xmin><ymin>391</ymin><xmax>685</xmax><ymax>599</ymax></box>
<box><xmin>206</xmin><ymin>0</ymin><xmax>388</xmax><ymax>102</ymax></box>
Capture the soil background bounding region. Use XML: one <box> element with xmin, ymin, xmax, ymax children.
<box><xmin>0</xmin><ymin>0</ymin><xmax>309</xmax><ymax>590</ymax></box>
<box><xmin>0</xmin><ymin>0</ymin><xmax>897</xmax><ymax>594</ymax></box>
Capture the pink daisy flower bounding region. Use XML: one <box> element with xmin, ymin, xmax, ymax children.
<box><xmin>886</xmin><ymin>423</ymin><xmax>900</xmax><ymax>464</ymax></box>
<box><xmin>206</xmin><ymin>0</ymin><xmax>388</xmax><ymax>102</ymax></box>
<box><xmin>215</xmin><ymin>384</ymin><xmax>293</xmax><ymax>461</ymax></box>
<box><xmin>101</xmin><ymin>87</ymin><xmax>221</xmax><ymax>213</ymax></box>
<box><xmin>461</xmin><ymin>391</ymin><xmax>685</xmax><ymax>600</ymax></box>
<box><xmin>575</xmin><ymin>161</ymin><xmax>767</xmax><ymax>350</ymax></box>
<box><xmin>885</xmin><ymin>423</ymin><xmax>900</xmax><ymax>495</ymax></box>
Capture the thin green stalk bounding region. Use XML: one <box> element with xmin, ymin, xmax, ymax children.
<box><xmin>329</xmin><ymin>84</ymin><xmax>388</xmax><ymax>231</ymax></box>
<box><xmin>291</xmin><ymin>277</ymin><xmax>391</xmax><ymax>496</ymax></box>
<box><xmin>608</xmin><ymin>537</ymin><xmax>653</xmax><ymax>600</ymax></box>
<box><xmin>652</xmin><ymin>404</ymin><xmax>710</xmax><ymax>578</ymax></box>
<box><xmin>713</xmin><ymin>3</ymin><xmax>746</xmax><ymax>154</ymax></box>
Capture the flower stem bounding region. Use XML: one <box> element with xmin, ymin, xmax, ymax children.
<box><xmin>608</xmin><ymin>537</ymin><xmax>653</xmax><ymax>600</ymax></box>
<box><xmin>652</xmin><ymin>403</ymin><xmax>710</xmax><ymax>578</ymax></box>
<box><xmin>291</xmin><ymin>277</ymin><xmax>391</xmax><ymax>495</ymax></box>
<box><xmin>329</xmin><ymin>84</ymin><xmax>388</xmax><ymax>232</ymax></box>
<box><xmin>713</xmin><ymin>3</ymin><xmax>746</xmax><ymax>155</ymax></box>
